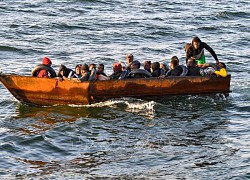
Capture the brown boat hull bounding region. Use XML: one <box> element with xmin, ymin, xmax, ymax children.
<box><xmin>0</xmin><ymin>74</ymin><xmax>231</xmax><ymax>106</ymax></box>
<box><xmin>0</xmin><ymin>74</ymin><xmax>90</xmax><ymax>106</ymax></box>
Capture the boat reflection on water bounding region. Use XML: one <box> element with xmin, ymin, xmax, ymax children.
<box><xmin>5</xmin><ymin>95</ymin><xmax>233</xmax><ymax>179</ymax></box>
<box><xmin>14</xmin><ymin>93</ymin><xmax>230</xmax><ymax>136</ymax></box>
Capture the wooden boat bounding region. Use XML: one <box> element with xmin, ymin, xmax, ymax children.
<box><xmin>0</xmin><ymin>73</ymin><xmax>231</xmax><ymax>106</ymax></box>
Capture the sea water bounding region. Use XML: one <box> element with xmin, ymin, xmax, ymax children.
<box><xmin>0</xmin><ymin>0</ymin><xmax>250</xmax><ymax>179</ymax></box>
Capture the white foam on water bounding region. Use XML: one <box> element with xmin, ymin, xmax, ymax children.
<box><xmin>69</xmin><ymin>98</ymin><xmax>156</xmax><ymax>118</ymax></box>
<box><xmin>124</xmin><ymin>100</ymin><xmax>156</xmax><ymax>119</ymax></box>
<box><xmin>68</xmin><ymin>99</ymin><xmax>126</xmax><ymax>108</ymax></box>
<box><xmin>125</xmin><ymin>100</ymin><xmax>156</xmax><ymax>111</ymax></box>
<box><xmin>215</xmin><ymin>93</ymin><xmax>227</xmax><ymax>101</ymax></box>
<box><xmin>0</xmin><ymin>127</ymin><xmax>10</xmax><ymax>133</ymax></box>
<box><xmin>89</xmin><ymin>99</ymin><xmax>126</xmax><ymax>107</ymax></box>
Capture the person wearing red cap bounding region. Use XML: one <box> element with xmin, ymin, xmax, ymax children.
<box><xmin>109</xmin><ymin>62</ymin><xmax>123</xmax><ymax>80</ymax></box>
<box><xmin>36</xmin><ymin>57</ymin><xmax>55</xmax><ymax>78</ymax></box>
<box><xmin>42</xmin><ymin>57</ymin><xmax>52</xmax><ymax>66</ymax></box>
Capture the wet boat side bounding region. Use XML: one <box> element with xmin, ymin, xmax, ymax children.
<box><xmin>0</xmin><ymin>73</ymin><xmax>231</xmax><ymax>106</ymax></box>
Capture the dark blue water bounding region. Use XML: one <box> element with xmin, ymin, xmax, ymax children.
<box><xmin>0</xmin><ymin>0</ymin><xmax>250</xmax><ymax>179</ymax></box>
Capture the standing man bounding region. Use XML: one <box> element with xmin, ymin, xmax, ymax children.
<box><xmin>186</xmin><ymin>36</ymin><xmax>219</xmax><ymax>66</ymax></box>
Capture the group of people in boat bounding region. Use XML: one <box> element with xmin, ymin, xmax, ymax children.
<box><xmin>32</xmin><ymin>36</ymin><xmax>227</xmax><ymax>81</ymax></box>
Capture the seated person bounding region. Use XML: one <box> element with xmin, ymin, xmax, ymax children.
<box><xmin>88</xmin><ymin>63</ymin><xmax>97</xmax><ymax>81</ymax></box>
<box><xmin>89</xmin><ymin>63</ymin><xmax>95</xmax><ymax>69</ymax></box>
<box><xmin>69</xmin><ymin>64</ymin><xmax>82</xmax><ymax>79</ymax></box>
<box><xmin>57</xmin><ymin>64</ymin><xmax>74</xmax><ymax>80</ymax></box>
<box><xmin>200</xmin><ymin>62</ymin><xmax>227</xmax><ymax>77</ymax></box>
<box><xmin>125</xmin><ymin>54</ymin><xmax>134</xmax><ymax>71</ymax></box>
<box><xmin>33</xmin><ymin>57</ymin><xmax>56</xmax><ymax>78</ymax></box>
<box><xmin>125</xmin><ymin>54</ymin><xmax>141</xmax><ymax>72</ymax></box>
<box><xmin>143</xmin><ymin>61</ymin><xmax>151</xmax><ymax>73</ymax></box>
<box><xmin>97</xmin><ymin>64</ymin><xmax>107</xmax><ymax>76</ymax></box>
<box><xmin>166</xmin><ymin>59</ymin><xmax>183</xmax><ymax>76</ymax></box>
<box><xmin>127</xmin><ymin>61</ymin><xmax>151</xmax><ymax>78</ymax></box>
<box><xmin>186</xmin><ymin>59</ymin><xmax>202</xmax><ymax>76</ymax></box>
<box><xmin>151</xmin><ymin>62</ymin><xmax>165</xmax><ymax>77</ymax></box>
<box><xmin>166</xmin><ymin>56</ymin><xmax>188</xmax><ymax>76</ymax></box>
<box><xmin>160</xmin><ymin>61</ymin><xmax>169</xmax><ymax>74</ymax></box>
<box><xmin>79</xmin><ymin>64</ymin><xmax>90</xmax><ymax>82</ymax></box>
<box><xmin>109</xmin><ymin>62</ymin><xmax>123</xmax><ymax>80</ymax></box>
<box><xmin>96</xmin><ymin>63</ymin><xmax>109</xmax><ymax>80</ymax></box>
<box><xmin>171</xmin><ymin>56</ymin><xmax>180</xmax><ymax>65</ymax></box>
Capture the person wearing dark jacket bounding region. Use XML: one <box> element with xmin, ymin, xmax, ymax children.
<box><xmin>166</xmin><ymin>59</ymin><xmax>183</xmax><ymax>76</ymax></box>
<box><xmin>96</xmin><ymin>63</ymin><xmax>109</xmax><ymax>80</ymax></box>
<box><xmin>186</xmin><ymin>36</ymin><xmax>219</xmax><ymax>66</ymax></box>
<box><xmin>79</xmin><ymin>64</ymin><xmax>90</xmax><ymax>82</ymax></box>
<box><xmin>57</xmin><ymin>64</ymin><xmax>74</xmax><ymax>80</ymax></box>
<box><xmin>109</xmin><ymin>62</ymin><xmax>123</xmax><ymax>80</ymax></box>
<box><xmin>97</xmin><ymin>64</ymin><xmax>107</xmax><ymax>77</ymax></box>
<box><xmin>69</xmin><ymin>64</ymin><xmax>82</xmax><ymax>79</ymax></box>
<box><xmin>150</xmin><ymin>62</ymin><xmax>165</xmax><ymax>77</ymax></box>
<box><xmin>143</xmin><ymin>61</ymin><xmax>151</xmax><ymax>73</ymax></box>
<box><xmin>186</xmin><ymin>60</ymin><xmax>202</xmax><ymax>76</ymax></box>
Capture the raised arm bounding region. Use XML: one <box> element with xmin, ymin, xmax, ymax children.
<box><xmin>202</xmin><ymin>42</ymin><xmax>219</xmax><ymax>64</ymax></box>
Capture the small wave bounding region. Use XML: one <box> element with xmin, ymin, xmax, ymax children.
<box><xmin>198</xmin><ymin>26</ymin><xmax>218</xmax><ymax>31</ymax></box>
<box><xmin>0</xmin><ymin>97</ymin><xmax>19</xmax><ymax>106</ymax></box>
<box><xmin>50</xmin><ymin>22</ymin><xmax>91</xmax><ymax>31</ymax></box>
<box><xmin>151</xmin><ymin>30</ymin><xmax>174</xmax><ymax>36</ymax></box>
<box><xmin>70</xmin><ymin>98</ymin><xmax>156</xmax><ymax>118</ymax></box>
<box><xmin>69</xmin><ymin>99</ymin><xmax>126</xmax><ymax>108</ymax></box>
<box><xmin>0</xmin><ymin>45</ymin><xmax>22</xmax><ymax>52</ymax></box>
<box><xmin>216</xmin><ymin>11</ymin><xmax>249</xmax><ymax>19</ymax></box>
<box><xmin>125</xmin><ymin>100</ymin><xmax>155</xmax><ymax>111</ymax></box>
<box><xmin>0</xmin><ymin>127</ymin><xmax>10</xmax><ymax>133</ymax></box>
<box><xmin>88</xmin><ymin>98</ymin><xmax>156</xmax><ymax>109</ymax></box>
<box><xmin>125</xmin><ymin>100</ymin><xmax>156</xmax><ymax>119</ymax></box>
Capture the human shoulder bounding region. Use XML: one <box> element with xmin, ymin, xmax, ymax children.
<box><xmin>200</xmin><ymin>41</ymin><xmax>209</xmax><ymax>48</ymax></box>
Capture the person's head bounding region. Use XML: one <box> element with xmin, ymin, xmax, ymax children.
<box><xmin>171</xmin><ymin>56</ymin><xmax>179</xmax><ymax>65</ymax></box>
<box><xmin>42</xmin><ymin>57</ymin><xmax>52</xmax><ymax>66</ymax></box>
<box><xmin>187</xmin><ymin>59</ymin><xmax>197</xmax><ymax>67</ymax></box>
<box><xmin>75</xmin><ymin>64</ymin><xmax>82</xmax><ymax>75</ymax></box>
<box><xmin>170</xmin><ymin>59</ymin><xmax>178</xmax><ymax>69</ymax></box>
<box><xmin>97</xmin><ymin>63</ymin><xmax>105</xmax><ymax>73</ymax></box>
<box><xmin>144</xmin><ymin>61</ymin><xmax>151</xmax><ymax>71</ymax></box>
<box><xmin>160</xmin><ymin>62</ymin><xmax>168</xmax><ymax>71</ymax></box>
<box><xmin>81</xmin><ymin>64</ymin><xmax>89</xmax><ymax>74</ymax></box>
<box><xmin>89</xmin><ymin>63</ymin><xmax>96</xmax><ymax>71</ymax></box>
<box><xmin>126</xmin><ymin>54</ymin><xmax>134</xmax><ymax>64</ymax></box>
<box><xmin>150</xmin><ymin>62</ymin><xmax>160</xmax><ymax>72</ymax></box>
<box><xmin>113</xmin><ymin>62</ymin><xmax>122</xmax><ymax>73</ymax></box>
<box><xmin>59</xmin><ymin>64</ymin><xmax>67</xmax><ymax>76</ymax></box>
<box><xmin>131</xmin><ymin>60</ymin><xmax>141</xmax><ymax>69</ymax></box>
<box><xmin>192</xmin><ymin>36</ymin><xmax>201</xmax><ymax>50</ymax></box>
<box><xmin>218</xmin><ymin>62</ymin><xmax>226</xmax><ymax>69</ymax></box>
<box><xmin>130</xmin><ymin>62</ymin><xmax>140</xmax><ymax>71</ymax></box>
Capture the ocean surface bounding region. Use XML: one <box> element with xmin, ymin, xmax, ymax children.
<box><xmin>0</xmin><ymin>0</ymin><xmax>250</xmax><ymax>179</ymax></box>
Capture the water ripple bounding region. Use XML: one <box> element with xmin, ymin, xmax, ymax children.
<box><xmin>0</xmin><ymin>0</ymin><xmax>249</xmax><ymax>179</ymax></box>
